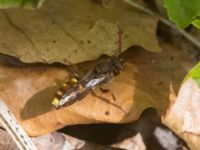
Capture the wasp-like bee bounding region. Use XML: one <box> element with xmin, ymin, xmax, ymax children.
<box><xmin>52</xmin><ymin>26</ymin><xmax>124</xmax><ymax>108</ymax></box>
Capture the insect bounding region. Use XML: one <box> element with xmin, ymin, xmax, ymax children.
<box><xmin>52</xmin><ymin>25</ymin><xmax>124</xmax><ymax>108</ymax></box>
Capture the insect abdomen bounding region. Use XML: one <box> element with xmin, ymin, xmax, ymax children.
<box><xmin>52</xmin><ymin>76</ymin><xmax>79</xmax><ymax>108</ymax></box>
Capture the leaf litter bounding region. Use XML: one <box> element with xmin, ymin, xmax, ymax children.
<box><xmin>163</xmin><ymin>78</ymin><xmax>200</xmax><ymax>150</ymax></box>
<box><xmin>0</xmin><ymin>41</ymin><xmax>192</xmax><ymax>137</ymax></box>
<box><xmin>0</xmin><ymin>0</ymin><xmax>198</xmax><ymax>149</ymax></box>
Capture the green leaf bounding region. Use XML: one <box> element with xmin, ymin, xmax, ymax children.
<box><xmin>164</xmin><ymin>0</ymin><xmax>200</xmax><ymax>29</ymax></box>
<box><xmin>0</xmin><ymin>0</ymin><xmax>44</xmax><ymax>9</ymax></box>
<box><xmin>192</xmin><ymin>19</ymin><xmax>200</xmax><ymax>29</ymax></box>
<box><xmin>184</xmin><ymin>62</ymin><xmax>200</xmax><ymax>87</ymax></box>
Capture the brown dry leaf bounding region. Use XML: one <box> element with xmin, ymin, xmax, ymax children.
<box><xmin>163</xmin><ymin>78</ymin><xmax>200</xmax><ymax>150</ymax></box>
<box><xmin>32</xmin><ymin>132</ymin><xmax>66</xmax><ymax>150</ymax></box>
<box><xmin>112</xmin><ymin>133</ymin><xmax>146</xmax><ymax>150</ymax></box>
<box><xmin>0</xmin><ymin>42</ymin><xmax>192</xmax><ymax>136</ymax></box>
<box><xmin>0</xmin><ymin>0</ymin><xmax>160</xmax><ymax>64</ymax></box>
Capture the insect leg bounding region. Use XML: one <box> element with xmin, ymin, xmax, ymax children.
<box><xmin>90</xmin><ymin>90</ymin><xmax>126</xmax><ymax>114</ymax></box>
<box><xmin>111</xmin><ymin>92</ymin><xmax>117</xmax><ymax>101</ymax></box>
<box><xmin>99</xmin><ymin>85</ymin><xmax>117</xmax><ymax>102</ymax></box>
<box><xmin>99</xmin><ymin>85</ymin><xmax>110</xmax><ymax>93</ymax></box>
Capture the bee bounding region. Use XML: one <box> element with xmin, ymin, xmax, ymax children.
<box><xmin>52</xmin><ymin>25</ymin><xmax>124</xmax><ymax>108</ymax></box>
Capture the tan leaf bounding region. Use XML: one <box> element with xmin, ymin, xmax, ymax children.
<box><xmin>112</xmin><ymin>133</ymin><xmax>146</xmax><ymax>150</ymax></box>
<box><xmin>0</xmin><ymin>0</ymin><xmax>160</xmax><ymax>65</ymax></box>
<box><xmin>163</xmin><ymin>78</ymin><xmax>200</xmax><ymax>150</ymax></box>
<box><xmin>0</xmin><ymin>42</ymin><xmax>191</xmax><ymax>136</ymax></box>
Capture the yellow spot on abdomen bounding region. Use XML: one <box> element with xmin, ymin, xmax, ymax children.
<box><xmin>71</xmin><ymin>78</ymin><xmax>78</xmax><ymax>83</ymax></box>
<box><xmin>52</xmin><ymin>98</ymin><xmax>60</xmax><ymax>107</ymax></box>
<box><xmin>62</xmin><ymin>83</ymin><xmax>67</xmax><ymax>87</ymax></box>
<box><xmin>56</xmin><ymin>91</ymin><xmax>63</xmax><ymax>96</ymax></box>
<box><xmin>62</xmin><ymin>83</ymin><xmax>68</xmax><ymax>90</ymax></box>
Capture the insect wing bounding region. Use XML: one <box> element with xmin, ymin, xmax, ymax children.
<box><xmin>84</xmin><ymin>76</ymin><xmax>106</xmax><ymax>90</ymax></box>
<box><xmin>59</xmin><ymin>84</ymin><xmax>80</xmax><ymax>106</ymax></box>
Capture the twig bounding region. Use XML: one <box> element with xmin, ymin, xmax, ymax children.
<box><xmin>0</xmin><ymin>100</ymin><xmax>37</xmax><ymax>150</ymax></box>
